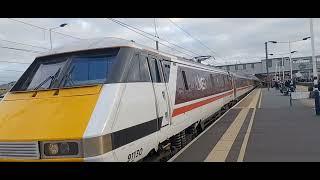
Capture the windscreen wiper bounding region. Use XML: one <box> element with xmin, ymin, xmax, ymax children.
<box><xmin>60</xmin><ymin>65</ymin><xmax>75</xmax><ymax>86</ymax></box>
<box><xmin>33</xmin><ymin>68</ymin><xmax>61</xmax><ymax>90</ymax></box>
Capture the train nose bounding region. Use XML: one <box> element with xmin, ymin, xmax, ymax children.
<box><xmin>0</xmin><ymin>85</ymin><xmax>102</xmax><ymax>141</ymax></box>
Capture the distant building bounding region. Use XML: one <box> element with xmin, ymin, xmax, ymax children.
<box><xmin>0</xmin><ymin>81</ymin><xmax>16</xmax><ymax>95</ymax></box>
<box><xmin>216</xmin><ymin>62</ymin><xmax>262</xmax><ymax>75</ymax></box>
<box><xmin>215</xmin><ymin>55</ymin><xmax>320</xmax><ymax>81</ymax></box>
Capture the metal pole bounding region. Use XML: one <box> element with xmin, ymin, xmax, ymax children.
<box><xmin>154</xmin><ymin>18</ymin><xmax>159</xmax><ymax>51</ymax></box>
<box><xmin>282</xmin><ymin>57</ymin><xmax>285</xmax><ymax>81</ymax></box>
<box><xmin>276</xmin><ymin>61</ymin><xmax>278</xmax><ymax>80</ymax></box>
<box><xmin>275</xmin><ymin>62</ymin><xmax>278</xmax><ymax>81</ymax></box>
<box><xmin>277</xmin><ymin>62</ymin><xmax>279</xmax><ymax>79</ymax></box>
<box><xmin>289</xmin><ymin>40</ymin><xmax>293</xmax><ymax>80</ymax></box>
<box><xmin>310</xmin><ymin>18</ymin><xmax>320</xmax><ymax>115</ymax></box>
<box><xmin>278</xmin><ymin>61</ymin><xmax>280</xmax><ymax>81</ymax></box>
<box><xmin>265</xmin><ymin>42</ymin><xmax>270</xmax><ymax>91</ymax></box>
<box><xmin>49</xmin><ymin>29</ymin><xmax>52</xmax><ymax>50</ymax></box>
<box><xmin>310</xmin><ymin>70</ymin><xmax>312</xmax><ymax>81</ymax></box>
<box><xmin>156</xmin><ymin>41</ymin><xmax>159</xmax><ymax>50</ymax></box>
<box><xmin>277</xmin><ymin>62</ymin><xmax>279</xmax><ymax>81</ymax></box>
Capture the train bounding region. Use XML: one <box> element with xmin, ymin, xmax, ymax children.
<box><xmin>0</xmin><ymin>38</ymin><xmax>260</xmax><ymax>162</ymax></box>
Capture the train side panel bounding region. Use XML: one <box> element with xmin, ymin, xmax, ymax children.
<box><xmin>111</xmin><ymin>83</ymin><xmax>159</xmax><ymax>162</ymax></box>
<box><xmin>86</xmin><ymin>52</ymin><xmax>259</xmax><ymax>162</ymax></box>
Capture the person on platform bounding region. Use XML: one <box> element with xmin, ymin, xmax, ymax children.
<box><xmin>274</xmin><ymin>80</ymin><xmax>279</xmax><ymax>89</ymax></box>
<box><xmin>292</xmin><ymin>79</ymin><xmax>296</xmax><ymax>88</ymax></box>
<box><xmin>285</xmin><ymin>80</ymin><xmax>290</xmax><ymax>88</ymax></box>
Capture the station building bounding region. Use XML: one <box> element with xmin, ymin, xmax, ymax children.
<box><xmin>215</xmin><ymin>55</ymin><xmax>320</xmax><ymax>81</ymax></box>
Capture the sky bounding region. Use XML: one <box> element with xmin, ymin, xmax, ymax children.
<box><xmin>1</xmin><ymin>18</ymin><xmax>320</xmax><ymax>84</ymax></box>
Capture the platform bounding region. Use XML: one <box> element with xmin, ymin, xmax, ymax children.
<box><xmin>169</xmin><ymin>86</ymin><xmax>320</xmax><ymax>162</ymax></box>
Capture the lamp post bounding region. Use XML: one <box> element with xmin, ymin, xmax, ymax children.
<box><xmin>269</xmin><ymin>51</ymin><xmax>297</xmax><ymax>82</ymax></box>
<box><xmin>49</xmin><ymin>23</ymin><xmax>68</xmax><ymax>50</ymax></box>
<box><xmin>265</xmin><ymin>41</ymin><xmax>278</xmax><ymax>90</ymax></box>
<box><xmin>264</xmin><ymin>42</ymin><xmax>269</xmax><ymax>90</ymax></box>
<box><xmin>275</xmin><ymin>62</ymin><xmax>278</xmax><ymax>81</ymax></box>
<box><xmin>268</xmin><ymin>37</ymin><xmax>310</xmax><ymax>81</ymax></box>
<box><xmin>282</xmin><ymin>56</ymin><xmax>285</xmax><ymax>81</ymax></box>
<box><xmin>309</xmin><ymin>18</ymin><xmax>320</xmax><ymax>115</ymax></box>
<box><xmin>289</xmin><ymin>40</ymin><xmax>292</xmax><ymax>79</ymax></box>
<box><xmin>265</xmin><ymin>41</ymin><xmax>275</xmax><ymax>90</ymax></box>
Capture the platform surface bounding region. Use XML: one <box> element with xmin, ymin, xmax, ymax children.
<box><xmin>170</xmin><ymin>86</ymin><xmax>320</xmax><ymax>162</ymax></box>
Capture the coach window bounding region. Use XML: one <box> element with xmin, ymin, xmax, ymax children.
<box><xmin>181</xmin><ymin>70</ymin><xmax>189</xmax><ymax>90</ymax></box>
<box><xmin>148</xmin><ymin>58</ymin><xmax>162</xmax><ymax>83</ymax></box>
<box><xmin>228</xmin><ymin>76</ymin><xmax>232</xmax><ymax>89</ymax></box>
<box><xmin>156</xmin><ymin>59</ymin><xmax>165</xmax><ymax>82</ymax></box>
<box><xmin>222</xmin><ymin>75</ymin><xmax>227</xmax><ymax>91</ymax></box>
<box><xmin>161</xmin><ymin>60</ymin><xmax>171</xmax><ymax>83</ymax></box>
<box><xmin>215</xmin><ymin>74</ymin><xmax>219</xmax><ymax>90</ymax></box>
<box><xmin>225</xmin><ymin>76</ymin><xmax>229</xmax><ymax>90</ymax></box>
<box><xmin>210</xmin><ymin>74</ymin><xmax>214</xmax><ymax>89</ymax></box>
<box><xmin>236</xmin><ymin>78</ymin><xmax>240</xmax><ymax>87</ymax></box>
<box><xmin>126</xmin><ymin>54</ymin><xmax>151</xmax><ymax>82</ymax></box>
<box><xmin>220</xmin><ymin>75</ymin><xmax>225</xmax><ymax>92</ymax></box>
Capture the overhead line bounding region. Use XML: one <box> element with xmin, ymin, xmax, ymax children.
<box><xmin>0</xmin><ymin>81</ymin><xmax>12</xmax><ymax>83</ymax></box>
<box><xmin>106</xmin><ymin>18</ymin><xmax>195</xmax><ymax>58</ymax></box>
<box><xmin>7</xmin><ymin>18</ymin><xmax>83</xmax><ymax>40</ymax></box>
<box><xmin>108</xmin><ymin>18</ymin><xmax>197</xmax><ymax>57</ymax></box>
<box><xmin>0</xmin><ymin>38</ymin><xmax>49</xmax><ymax>50</ymax></box>
<box><xmin>8</xmin><ymin>18</ymin><xmax>46</xmax><ymax>30</ymax></box>
<box><xmin>108</xmin><ymin>18</ymin><xmax>202</xmax><ymax>57</ymax></box>
<box><xmin>0</xmin><ymin>45</ymin><xmax>44</xmax><ymax>54</ymax></box>
<box><xmin>0</xmin><ymin>60</ymin><xmax>31</xmax><ymax>65</ymax></box>
<box><xmin>167</xmin><ymin>18</ymin><xmax>220</xmax><ymax>59</ymax></box>
<box><xmin>0</xmin><ymin>69</ymin><xmax>25</xmax><ymax>72</ymax></box>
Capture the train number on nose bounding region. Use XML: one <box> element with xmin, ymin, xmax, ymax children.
<box><xmin>128</xmin><ymin>148</ymin><xmax>143</xmax><ymax>162</ymax></box>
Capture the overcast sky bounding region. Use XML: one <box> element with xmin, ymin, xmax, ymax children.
<box><xmin>1</xmin><ymin>18</ymin><xmax>320</xmax><ymax>84</ymax></box>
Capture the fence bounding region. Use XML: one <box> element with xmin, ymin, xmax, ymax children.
<box><xmin>290</xmin><ymin>91</ymin><xmax>311</xmax><ymax>106</ymax></box>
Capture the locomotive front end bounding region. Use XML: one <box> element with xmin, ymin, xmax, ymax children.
<box><xmin>0</xmin><ymin>45</ymin><xmax>135</xmax><ymax>162</ymax></box>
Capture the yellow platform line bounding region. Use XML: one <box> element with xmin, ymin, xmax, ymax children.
<box><xmin>204</xmin><ymin>89</ymin><xmax>261</xmax><ymax>162</ymax></box>
<box><xmin>237</xmin><ymin>89</ymin><xmax>261</xmax><ymax>161</ymax></box>
<box><xmin>237</xmin><ymin>108</ymin><xmax>256</xmax><ymax>162</ymax></box>
<box><xmin>249</xmin><ymin>88</ymin><xmax>261</xmax><ymax>108</ymax></box>
<box><xmin>258</xmin><ymin>89</ymin><xmax>263</xmax><ymax>108</ymax></box>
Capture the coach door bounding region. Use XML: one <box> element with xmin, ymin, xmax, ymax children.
<box><xmin>147</xmin><ymin>56</ymin><xmax>171</xmax><ymax>129</ymax></box>
<box><xmin>159</xmin><ymin>59</ymin><xmax>172</xmax><ymax>127</ymax></box>
<box><xmin>232</xmin><ymin>76</ymin><xmax>237</xmax><ymax>98</ymax></box>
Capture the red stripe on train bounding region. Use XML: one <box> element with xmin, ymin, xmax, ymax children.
<box><xmin>172</xmin><ymin>90</ymin><xmax>234</xmax><ymax>117</ymax></box>
<box><xmin>172</xmin><ymin>85</ymin><xmax>253</xmax><ymax>117</ymax></box>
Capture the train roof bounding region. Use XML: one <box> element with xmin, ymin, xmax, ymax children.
<box><xmin>38</xmin><ymin>37</ymin><xmax>225</xmax><ymax>72</ymax></box>
<box><xmin>230</xmin><ymin>71</ymin><xmax>260</xmax><ymax>80</ymax></box>
<box><xmin>38</xmin><ymin>37</ymin><xmax>258</xmax><ymax>80</ymax></box>
<box><xmin>38</xmin><ymin>37</ymin><xmax>136</xmax><ymax>57</ymax></box>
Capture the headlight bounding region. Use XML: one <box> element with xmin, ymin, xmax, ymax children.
<box><xmin>40</xmin><ymin>134</ymin><xmax>113</xmax><ymax>159</ymax></box>
<box><xmin>40</xmin><ymin>140</ymin><xmax>82</xmax><ymax>159</ymax></box>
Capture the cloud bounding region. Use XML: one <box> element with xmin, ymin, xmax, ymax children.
<box><xmin>0</xmin><ymin>18</ymin><xmax>320</xmax><ymax>84</ymax></box>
